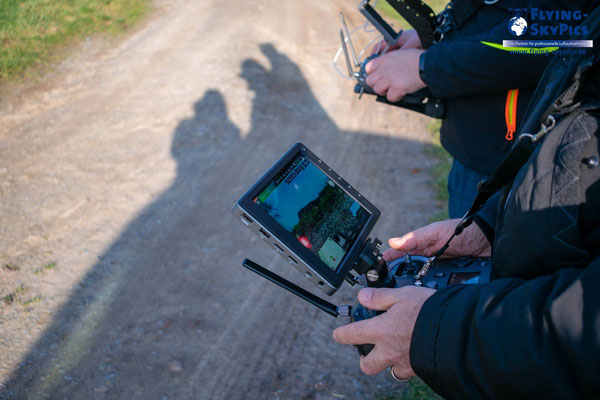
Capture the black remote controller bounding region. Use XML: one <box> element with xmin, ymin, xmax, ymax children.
<box><xmin>351</xmin><ymin>255</ymin><xmax>492</xmax><ymax>356</ymax></box>
<box><xmin>354</xmin><ymin>54</ymin><xmax>445</xmax><ymax>119</ymax></box>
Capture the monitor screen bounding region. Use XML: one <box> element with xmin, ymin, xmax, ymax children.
<box><xmin>253</xmin><ymin>154</ymin><xmax>370</xmax><ymax>271</ymax></box>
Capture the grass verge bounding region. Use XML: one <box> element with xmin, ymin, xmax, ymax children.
<box><xmin>376</xmin><ymin>378</ymin><xmax>443</xmax><ymax>400</ymax></box>
<box><xmin>0</xmin><ymin>0</ymin><xmax>151</xmax><ymax>81</ymax></box>
<box><xmin>425</xmin><ymin>120</ymin><xmax>452</xmax><ymax>222</ymax></box>
<box><xmin>404</xmin><ymin>379</ymin><xmax>443</xmax><ymax>400</ymax></box>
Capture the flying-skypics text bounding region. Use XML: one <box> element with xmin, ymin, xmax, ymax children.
<box><xmin>528</xmin><ymin>8</ymin><xmax>589</xmax><ymax>37</ymax></box>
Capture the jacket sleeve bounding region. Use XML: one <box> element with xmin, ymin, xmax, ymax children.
<box><xmin>410</xmin><ymin>256</ymin><xmax>600</xmax><ymax>399</ymax></box>
<box><xmin>423</xmin><ymin>22</ymin><xmax>552</xmax><ymax>98</ymax></box>
<box><xmin>472</xmin><ymin>191</ymin><xmax>502</xmax><ymax>245</ymax></box>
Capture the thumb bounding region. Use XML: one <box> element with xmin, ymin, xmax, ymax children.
<box><xmin>382</xmin><ymin>231</ymin><xmax>419</xmax><ymax>262</ymax></box>
<box><xmin>358</xmin><ymin>288</ymin><xmax>406</xmax><ymax>311</ymax></box>
<box><xmin>365</xmin><ymin>56</ymin><xmax>379</xmax><ymax>74</ymax></box>
<box><xmin>388</xmin><ymin>231</ymin><xmax>418</xmax><ymax>251</ymax></box>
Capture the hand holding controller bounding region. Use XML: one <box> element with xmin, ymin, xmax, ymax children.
<box><xmin>361</xmin><ymin>49</ymin><xmax>426</xmax><ymax>103</ymax></box>
<box><xmin>344</xmin><ymin>219</ymin><xmax>492</xmax><ymax>358</ymax></box>
<box><xmin>347</xmin><ymin>253</ymin><xmax>492</xmax><ymax>356</ymax></box>
<box><xmin>334</xmin><ymin>286</ymin><xmax>436</xmax><ymax>377</ymax></box>
<box><xmin>354</xmin><ymin>52</ymin><xmax>443</xmax><ymax>118</ymax></box>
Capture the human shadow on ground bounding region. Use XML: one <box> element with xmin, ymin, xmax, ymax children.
<box><xmin>1</xmin><ymin>43</ymin><xmax>436</xmax><ymax>400</ymax></box>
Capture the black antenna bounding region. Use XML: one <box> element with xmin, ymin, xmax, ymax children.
<box><xmin>242</xmin><ymin>259</ymin><xmax>339</xmax><ymax>318</ymax></box>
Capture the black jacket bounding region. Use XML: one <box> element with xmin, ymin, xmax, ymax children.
<box><xmin>410</xmin><ymin>9</ymin><xmax>600</xmax><ymax>399</ymax></box>
<box><xmin>424</xmin><ymin>0</ymin><xmax>597</xmax><ymax>175</ymax></box>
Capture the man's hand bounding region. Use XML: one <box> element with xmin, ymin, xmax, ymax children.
<box><xmin>370</xmin><ymin>29</ymin><xmax>422</xmax><ymax>55</ymax></box>
<box><xmin>383</xmin><ymin>219</ymin><xmax>492</xmax><ymax>263</ymax></box>
<box><xmin>333</xmin><ymin>286</ymin><xmax>435</xmax><ymax>377</ymax></box>
<box><xmin>365</xmin><ymin>49</ymin><xmax>426</xmax><ymax>102</ymax></box>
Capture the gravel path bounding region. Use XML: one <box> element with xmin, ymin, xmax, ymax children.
<box><xmin>0</xmin><ymin>1</ymin><xmax>439</xmax><ymax>398</ymax></box>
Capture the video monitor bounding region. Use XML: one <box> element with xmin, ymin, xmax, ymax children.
<box><xmin>235</xmin><ymin>143</ymin><xmax>380</xmax><ymax>295</ymax></box>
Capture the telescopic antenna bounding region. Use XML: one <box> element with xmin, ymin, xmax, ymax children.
<box><xmin>340</xmin><ymin>12</ymin><xmax>360</xmax><ymax>66</ymax></box>
<box><xmin>339</xmin><ymin>29</ymin><xmax>355</xmax><ymax>78</ymax></box>
<box><xmin>242</xmin><ymin>259</ymin><xmax>340</xmax><ymax>318</ymax></box>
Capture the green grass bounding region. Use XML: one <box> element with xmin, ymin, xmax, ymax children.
<box><xmin>22</xmin><ymin>295</ymin><xmax>42</xmax><ymax>306</ymax></box>
<box><xmin>425</xmin><ymin>120</ymin><xmax>452</xmax><ymax>222</ymax></box>
<box><xmin>2</xmin><ymin>294</ymin><xmax>15</xmax><ymax>305</ymax></box>
<box><xmin>405</xmin><ymin>379</ymin><xmax>443</xmax><ymax>400</ymax></box>
<box><xmin>1</xmin><ymin>284</ymin><xmax>28</xmax><ymax>306</ymax></box>
<box><xmin>375</xmin><ymin>379</ymin><xmax>442</xmax><ymax>400</ymax></box>
<box><xmin>375</xmin><ymin>0</ymin><xmax>448</xmax><ymax>30</ymax></box>
<box><xmin>0</xmin><ymin>0</ymin><xmax>151</xmax><ymax>80</ymax></box>
<box><xmin>33</xmin><ymin>261</ymin><xmax>57</xmax><ymax>274</ymax></box>
<box><xmin>3</xmin><ymin>263</ymin><xmax>20</xmax><ymax>271</ymax></box>
<box><xmin>14</xmin><ymin>284</ymin><xmax>28</xmax><ymax>295</ymax></box>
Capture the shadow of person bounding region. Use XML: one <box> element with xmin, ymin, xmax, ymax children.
<box><xmin>171</xmin><ymin>89</ymin><xmax>241</xmax><ymax>181</ymax></box>
<box><xmin>238</xmin><ymin>44</ymin><xmax>340</xmax><ymax>153</ymax></box>
<box><xmin>172</xmin><ymin>89</ymin><xmax>239</xmax><ymax>160</ymax></box>
<box><xmin>1</xmin><ymin>43</ymin><xmax>435</xmax><ymax>400</ymax></box>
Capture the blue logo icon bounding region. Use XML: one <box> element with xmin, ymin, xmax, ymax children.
<box><xmin>509</xmin><ymin>16</ymin><xmax>528</xmax><ymax>36</ymax></box>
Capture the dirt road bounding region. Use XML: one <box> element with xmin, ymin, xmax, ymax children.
<box><xmin>0</xmin><ymin>0</ymin><xmax>439</xmax><ymax>398</ymax></box>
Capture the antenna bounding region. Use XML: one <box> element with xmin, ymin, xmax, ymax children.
<box><xmin>340</xmin><ymin>12</ymin><xmax>360</xmax><ymax>66</ymax></box>
<box><xmin>242</xmin><ymin>259</ymin><xmax>340</xmax><ymax>318</ymax></box>
<box><xmin>339</xmin><ymin>29</ymin><xmax>355</xmax><ymax>78</ymax></box>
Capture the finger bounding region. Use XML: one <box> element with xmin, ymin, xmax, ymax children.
<box><xmin>391</xmin><ymin>364</ymin><xmax>415</xmax><ymax>380</ymax></box>
<box><xmin>372</xmin><ymin>79</ymin><xmax>389</xmax><ymax>96</ymax></box>
<box><xmin>387</xmin><ymin>86</ymin><xmax>406</xmax><ymax>102</ymax></box>
<box><xmin>333</xmin><ymin>318</ymin><xmax>379</xmax><ymax>345</ymax></box>
<box><xmin>388</xmin><ymin>231</ymin><xmax>419</xmax><ymax>252</ymax></box>
<box><xmin>389</xmin><ymin>222</ymin><xmax>458</xmax><ymax>258</ymax></box>
<box><xmin>383</xmin><ymin>248</ymin><xmax>407</xmax><ymax>262</ymax></box>
<box><xmin>365</xmin><ymin>72</ymin><xmax>381</xmax><ymax>89</ymax></box>
<box><xmin>365</xmin><ymin>57</ymin><xmax>379</xmax><ymax>74</ymax></box>
<box><xmin>358</xmin><ymin>288</ymin><xmax>406</xmax><ymax>311</ymax></box>
<box><xmin>360</xmin><ymin>346</ymin><xmax>390</xmax><ymax>375</ymax></box>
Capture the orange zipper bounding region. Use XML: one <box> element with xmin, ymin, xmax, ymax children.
<box><xmin>505</xmin><ymin>89</ymin><xmax>519</xmax><ymax>141</ymax></box>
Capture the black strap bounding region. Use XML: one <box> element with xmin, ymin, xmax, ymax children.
<box><xmin>434</xmin><ymin>0</ymin><xmax>487</xmax><ymax>41</ymax></box>
<box><xmin>464</xmin><ymin>133</ymin><xmax>536</xmax><ymax>220</ymax></box>
<box><xmin>428</xmin><ymin>131</ymin><xmax>537</xmax><ymax>258</ymax></box>
<box><xmin>378</xmin><ymin>0</ymin><xmax>489</xmax><ymax>48</ymax></box>
<box><xmin>385</xmin><ymin>0</ymin><xmax>438</xmax><ymax>48</ymax></box>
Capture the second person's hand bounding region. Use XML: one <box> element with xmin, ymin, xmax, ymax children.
<box><xmin>365</xmin><ymin>49</ymin><xmax>426</xmax><ymax>102</ymax></box>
